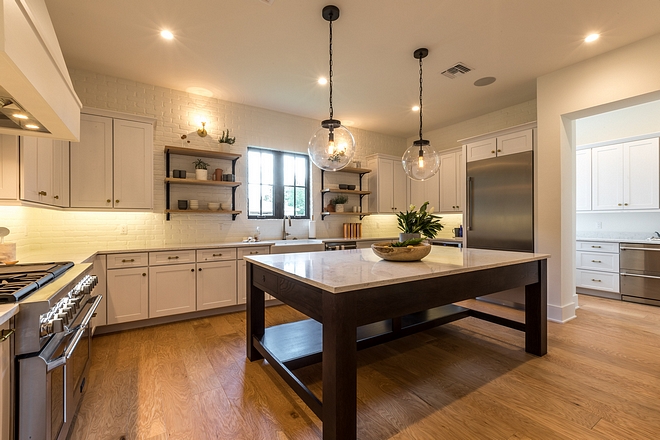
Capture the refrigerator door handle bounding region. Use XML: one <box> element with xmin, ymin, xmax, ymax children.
<box><xmin>466</xmin><ymin>177</ymin><xmax>473</xmax><ymax>230</ymax></box>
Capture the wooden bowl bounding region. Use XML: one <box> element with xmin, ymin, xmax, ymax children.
<box><xmin>371</xmin><ymin>242</ymin><xmax>431</xmax><ymax>261</ymax></box>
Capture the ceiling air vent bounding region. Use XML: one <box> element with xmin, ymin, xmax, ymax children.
<box><xmin>441</xmin><ymin>62</ymin><xmax>473</xmax><ymax>79</ymax></box>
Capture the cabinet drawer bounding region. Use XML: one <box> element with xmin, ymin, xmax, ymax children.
<box><xmin>106</xmin><ymin>252</ymin><xmax>148</xmax><ymax>269</ymax></box>
<box><xmin>238</xmin><ymin>246</ymin><xmax>270</xmax><ymax>259</ymax></box>
<box><xmin>576</xmin><ymin>269</ymin><xmax>620</xmax><ymax>292</ymax></box>
<box><xmin>149</xmin><ymin>249</ymin><xmax>196</xmax><ymax>266</ymax></box>
<box><xmin>576</xmin><ymin>241</ymin><xmax>619</xmax><ymax>253</ymax></box>
<box><xmin>252</xmin><ymin>265</ymin><xmax>279</xmax><ymax>295</ymax></box>
<box><xmin>197</xmin><ymin>248</ymin><xmax>237</xmax><ymax>262</ymax></box>
<box><xmin>576</xmin><ymin>251</ymin><xmax>619</xmax><ymax>272</ymax></box>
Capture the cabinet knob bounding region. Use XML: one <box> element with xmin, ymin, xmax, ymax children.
<box><xmin>497</xmin><ymin>149</ymin><xmax>501</xmax><ymax>152</ymax></box>
<box><xmin>107</xmin><ymin>199</ymin><xmax>111</xmax><ymax>203</ymax></box>
<box><xmin>38</xmin><ymin>191</ymin><xmax>47</xmax><ymax>196</ymax></box>
<box><xmin>618</xmin><ymin>203</ymin><xmax>622</xmax><ymax>206</ymax></box>
<box><xmin>624</xmin><ymin>203</ymin><xmax>628</xmax><ymax>206</ymax></box>
<box><xmin>116</xmin><ymin>200</ymin><xmax>120</xmax><ymax>204</ymax></box>
<box><xmin>491</xmin><ymin>150</ymin><xmax>495</xmax><ymax>154</ymax></box>
<box><xmin>54</xmin><ymin>195</ymin><xmax>59</xmax><ymax>199</ymax></box>
<box><xmin>142</xmin><ymin>273</ymin><xmax>146</xmax><ymax>276</ymax></box>
<box><xmin>198</xmin><ymin>268</ymin><xmax>202</xmax><ymax>271</ymax></box>
<box><xmin>191</xmin><ymin>268</ymin><xmax>194</xmax><ymax>272</ymax></box>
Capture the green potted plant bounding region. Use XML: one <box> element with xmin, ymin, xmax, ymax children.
<box><xmin>396</xmin><ymin>201</ymin><xmax>443</xmax><ymax>241</ymax></box>
<box><xmin>330</xmin><ymin>194</ymin><xmax>349</xmax><ymax>212</ymax></box>
<box><xmin>193</xmin><ymin>158</ymin><xmax>210</xmax><ymax>180</ymax></box>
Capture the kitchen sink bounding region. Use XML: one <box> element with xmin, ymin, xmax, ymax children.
<box><xmin>270</xmin><ymin>239</ymin><xmax>325</xmax><ymax>254</ymax></box>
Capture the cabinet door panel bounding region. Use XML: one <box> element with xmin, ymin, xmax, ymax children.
<box><xmin>197</xmin><ymin>261</ymin><xmax>237</xmax><ymax>310</ymax></box>
<box><xmin>624</xmin><ymin>138</ymin><xmax>659</xmax><ymax>210</ymax></box>
<box><xmin>392</xmin><ymin>159</ymin><xmax>407</xmax><ymax>212</ymax></box>
<box><xmin>576</xmin><ymin>149</ymin><xmax>592</xmax><ymax>211</ymax></box>
<box><xmin>107</xmin><ymin>267</ymin><xmax>148</xmax><ymax>324</ymax></box>
<box><xmin>149</xmin><ymin>264</ymin><xmax>196</xmax><ymax>318</ymax></box>
<box><xmin>439</xmin><ymin>152</ymin><xmax>458</xmax><ymax>212</ymax></box>
<box><xmin>238</xmin><ymin>259</ymin><xmax>246</xmax><ymax>304</ymax></box>
<box><xmin>592</xmin><ymin>144</ymin><xmax>623</xmax><ymax>210</ymax></box>
<box><xmin>498</xmin><ymin>129</ymin><xmax>533</xmax><ymax>157</ymax></box>
<box><xmin>20</xmin><ymin>136</ymin><xmax>54</xmax><ymax>204</ymax></box>
<box><xmin>113</xmin><ymin>119</ymin><xmax>153</xmax><ymax>209</ymax></box>
<box><xmin>52</xmin><ymin>140</ymin><xmax>70</xmax><ymax>207</ymax></box>
<box><xmin>70</xmin><ymin>114</ymin><xmax>113</xmax><ymax>208</ymax></box>
<box><xmin>466</xmin><ymin>138</ymin><xmax>496</xmax><ymax>162</ymax></box>
<box><xmin>0</xmin><ymin>135</ymin><xmax>18</xmax><ymax>200</ymax></box>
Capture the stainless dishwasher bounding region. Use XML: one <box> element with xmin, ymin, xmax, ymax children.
<box><xmin>620</xmin><ymin>242</ymin><xmax>660</xmax><ymax>306</ymax></box>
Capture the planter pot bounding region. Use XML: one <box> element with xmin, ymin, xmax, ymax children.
<box><xmin>326</xmin><ymin>204</ymin><xmax>335</xmax><ymax>212</ymax></box>
<box><xmin>399</xmin><ymin>232</ymin><xmax>421</xmax><ymax>242</ymax></box>
<box><xmin>195</xmin><ymin>169</ymin><xmax>208</xmax><ymax>180</ymax></box>
<box><xmin>335</xmin><ymin>203</ymin><xmax>345</xmax><ymax>212</ymax></box>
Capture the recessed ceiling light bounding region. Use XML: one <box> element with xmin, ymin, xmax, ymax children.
<box><xmin>160</xmin><ymin>30</ymin><xmax>174</xmax><ymax>40</ymax></box>
<box><xmin>585</xmin><ymin>33</ymin><xmax>600</xmax><ymax>43</ymax></box>
<box><xmin>474</xmin><ymin>77</ymin><xmax>496</xmax><ymax>87</ymax></box>
<box><xmin>318</xmin><ymin>77</ymin><xmax>327</xmax><ymax>85</ymax></box>
<box><xmin>25</xmin><ymin>124</ymin><xmax>40</xmax><ymax>130</ymax></box>
<box><xmin>13</xmin><ymin>113</ymin><xmax>28</xmax><ymax>119</ymax></box>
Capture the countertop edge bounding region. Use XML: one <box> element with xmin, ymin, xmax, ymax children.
<box><xmin>0</xmin><ymin>304</ymin><xmax>18</xmax><ymax>326</ymax></box>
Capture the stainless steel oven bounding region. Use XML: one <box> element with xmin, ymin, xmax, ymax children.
<box><xmin>5</xmin><ymin>262</ymin><xmax>100</xmax><ymax>440</ymax></box>
<box><xmin>620</xmin><ymin>242</ymin><xmax>660</xmax><ymax>306</ymax></box>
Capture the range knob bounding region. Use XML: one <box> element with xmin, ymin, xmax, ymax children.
<box><xmin>51</xmin><ymin>319</ymin><xmax>64</xmax><ymax>333</ymax></box>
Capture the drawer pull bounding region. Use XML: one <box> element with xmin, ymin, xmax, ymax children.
<box><xmin>591</xmin><ymin>279</ymin><xmax>601</xmax><ymax>282</ymax></box>
<box><xmin>591</xmin><ymin>245</ymin><xmax>601</xmax><ymax>248</ymax></box>
<box><xmin>251</xmin><ymin>251</ymin><xmax>259</xmax><ymax>255</ymax></box>
<box><xmin>591</xmin><ymin>260</ymin><xmax>602</xmax><ymax>263</ymax></box>
<box><xmin>212</xmin><ymin>253</ymin><xmax>223</xmax><ymax>257</ymax></box>
<box><xmin>262</xmin><ymin>275</ymin><xmax>266</xmax><ymax>282</ymax></box>
<box><xmin>168</xmin><ymin>256</ymin><xmax>180</xmax><ymax>260</ymax></box>
<box><xmin>38</xmin><ymin>190</ymin><xmax>47</xmax><ymax>196</ymax></box>
<box><xmin>122</xmin><ymin>259</ymin><xmax>135</xmax><ymax>263</ymax></box>
<box><xmin>0</xmin><ymin>328</ymin><xmax>15</xmax><ymax>342</ymax></box>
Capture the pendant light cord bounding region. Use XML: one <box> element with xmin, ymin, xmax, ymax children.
<box><xmin>418</xmin><ymin>55</ymin><xmax>423</xmax><ymax>143</ymax></box>
<box><xmin>328</xmin><ymin>17</ymin><xmax>334</xmax><ymax>121</ymax></box>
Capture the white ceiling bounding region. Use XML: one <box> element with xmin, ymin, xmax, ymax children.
<box><xmin>45</xmin><ymin>0</ymin><xmax>660</xmax><ymax>138</ymax></box>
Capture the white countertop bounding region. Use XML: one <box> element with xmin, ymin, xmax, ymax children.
<box><xmin>576</xmin><ymin>237</ymin><xmax>660</xmax><ymax>244</ymax></box>
<box><xmin>0</xmin><ymin>304</ymin><xmax>18</xmax><ymax>326</ymax></box>
<box><xmin>245</xmin><ymin>246</ymin><xmax>549</xmax><ymax>294</ymax></box>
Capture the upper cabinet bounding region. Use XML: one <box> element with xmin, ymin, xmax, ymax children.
<box><xmin>408</xmin><ymin>170</ymin><xmax>439</xmax><ymax>213</ymax></box>
<box><xmin>71</xmin><ymin>111</ymin><xmax>154</xmax><ymax>209</ymax></box>
<box><xmin>575</xmin><ymin>149</ymin><xmax>592</xmax><ymax>211</ymax></box>
<box><xmin>366</xmin><ymin>154</ymin><xmax>408</xmax><ymax>214</ymax></box>
<box><xmin>466</xmin><ymin>128</ymin><xmax>533</xmax><ymax>162</ymax></box>
<box><xmin>0</xmin><ymin>135</ymin><xmax>19</xmax><ymax>200</ymax></box>
<box><xmin>437</xmin><ymin>147</ymin><xmax>465</xmax><ymax>213</ymax></box>
<box><xmin>20</xmin><ymin>136</ymin><xmax>69</xmax><ymax>207</ymax></box>
<box><xmin>591</xmin><ymin>138</ymin><xmax>659</xmax><ymax>211</ymax></box>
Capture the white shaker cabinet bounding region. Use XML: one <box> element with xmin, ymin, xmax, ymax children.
<box><xmin>465</xmin><ymin>128</ymin><xmax>533</xmax><ymax>162</ymax></box>
<box><xmin>438</xmin><ymin>148</ymin><xmax>465</xmax><ymax>213</ymax></box>
<box><xmin>409</xmin><ymin>172</ymin><xmax>439</xmax><ymax>212</ymax></box>
<box><xmin>366</xmin><ymin>154</ymin><xmax>408</xmax><ymax>214</ymax></box>
<box><xmin>575</xmin><ymin>149</ymin><xmax>592</xmax><ymax>211</ymax></box>
<box><xmin>591</xmin><ymin>138</ymin><xmax>659</xmax><ymax>210</ymax></box>
<box><xmin>197</xmin><ymin>260</ymin><xmax>238</xmax><ymax>310</ymax></box>
<box><xmin>107</xmin><ymin>266</ymin><xmax>149</xmax><ymax>324</ymax></box>
<box><xmin>0</xmin><ymin>135</ymin><xmax>18</xmax><ymax>200</ymax></box>
<box><xmin>238</xmin><ymin>246</ymin><xmax>271</xmax><ymax>304</ymax></box>
<box><xmin>71</xmin><ymin>112</ymin><xmax>153</xmax><ymax>209</ymax></box>
<box><xmin>149</xmin><ymin>263</ymin><xmax>196</xmax><ymax>318</ymax></box>
<box><xmin>20</xmin><ymin>136</ymin><xmax>69</xmax><ymax>207</ymax></box>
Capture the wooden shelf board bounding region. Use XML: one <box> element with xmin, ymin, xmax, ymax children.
<box><xmin>165</xmin><ymin>145</ymin><xmax>242</xmax><ymax>161</ymax></box>
<box><xmin>165</xmin><ymin>209</ymin><xmax>242</xmax><ymax>215</ymax></box>
<box><xmin>321</xmin><ymin>211</ymin><xmax>371</xmax><ymax>216</ymax></box>
<box><xmin>321</xmin><ymin>189</ymin><xmax>371</xmax><ymax>195</ymax></box>
<box><xmin>325</xmin><ymin>167</ymin><xmax>371</xmax><ymax>174</ymax></box>
<box><xmin>165</xmin><ymin>177</ymin><xmax>241</xmax><ymax>187</ymax></box>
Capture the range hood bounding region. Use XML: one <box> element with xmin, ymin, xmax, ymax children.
<box><xmin>0</xmin><ymin>0</ymin><xmax>81</xmax><ymax>140</ymax></box>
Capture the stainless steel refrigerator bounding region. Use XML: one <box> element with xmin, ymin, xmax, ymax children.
<box><xmin>466</xmin><ymin>150</ymin><xmax>534</xmax><ymax>308</ymax></box>
<box><xmin>466</xmin><ymin>150</ymin><xmax>534</xmax><ymax>252</ymax></box>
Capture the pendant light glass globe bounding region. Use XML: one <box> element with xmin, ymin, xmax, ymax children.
<box><xmin>402</xmin><ymin>140</ymin><xmax>440</xmax><ymax>181</ymax></box>
<box><xmin>309</xmin><ymin>120</ymin><xmax>356</xmax><ymax>171</ymax></box>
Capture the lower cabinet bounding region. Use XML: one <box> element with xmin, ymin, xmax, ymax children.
<box><xmin>149</xmin><ymin>263</ymin><xmax>196</xmax><ymax>318</ymax></box>
<box><xmin>575</xmin><ymin>240</ymin><xmax>620</xmax><ymax>295</ymax></box>
<box><xmin>197</xmin><ymin>260</ymin><xmax>237</xmax><ymax>310</ymax></box>
<box><xmin>0</xmin><ymin>319</ymin><xmax>12</xmax><ymax>440</ymax></box>
<box><xmin>238</xmin><ymin>246</ymin><xmax>271</xmax><ymax>304</ymax></box>
<box><xmin>107</xmin><ymin>266</ymin><xmax>149</xmax><ymax>324</ymax></box>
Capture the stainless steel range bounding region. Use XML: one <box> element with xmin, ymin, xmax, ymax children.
<box><xmin>4</xmin><ymin>262</ymin><xmax>101</xmax><ymax>440</ymax></box>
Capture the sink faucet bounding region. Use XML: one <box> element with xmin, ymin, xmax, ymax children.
<box><xmin>655</xmin><ymin>231</ymin><xmax>660</xmax><ymax>238</ymax></box>
<box><xmin>283</xmin><ymin>215</ymin><xmax>291</xmax><ymax>240</ymax></box>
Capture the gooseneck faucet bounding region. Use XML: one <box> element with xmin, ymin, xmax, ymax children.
<box><xmin>655</xmin><ymin>231</ymin><xmax>660</xmax><ymax>238</ymax></box>
<box><xmin>283</xmin><ymin>215</ymin><xmax>291</xmax><ymax>240</ymax></box>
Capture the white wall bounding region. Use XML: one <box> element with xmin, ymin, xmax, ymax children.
<box><xmin>577</xmin><ymin>212</ymin><xmax>660</xmax><ymax>239</ymax></box>
<box><xmin>537</xmin><ymin>32</ymin><xmax>660</xmax><ymax>322</ymax></box>
<box><xmin>0</xmin><ymin>69</ymin><xmax>407</xmax><ymax>254</ymax></box>
<box><xmin>576</xmin><ymin>100</ymin><xmax>660</xmax><ymax>146</ymax></box>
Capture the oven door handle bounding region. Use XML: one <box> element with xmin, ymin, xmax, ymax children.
<box><xmin>80</xmin><ymin>295</ymin><xmax>103</xmax><ymax>329</ymax></box>
<box><xmin>44</xmin><ymin>324</ymin><xmax>86</xmax><ymax>372</ymax></box>
<box><xmin>620</xmin><ymin>272</ymin><xmax>660</xmax><ymax>280</ymax></box>
<box><xmin>620</xmin><ymin>246</ymin><xmax>660</xmax><ymax>251</ymax></box>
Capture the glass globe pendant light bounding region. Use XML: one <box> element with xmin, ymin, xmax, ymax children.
<box><xmin>308</xmin><ymin>5</ymin><xmax>356</xmax><ymax>172</ymax></box>
<box><xmin>402</xmin><ymin>48</ymin><xmax>440</xmax><ymax>181</ymax></box>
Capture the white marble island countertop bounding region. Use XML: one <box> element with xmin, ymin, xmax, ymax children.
<box><xmin>245</xmin><ymin>246</ymin><xmax>549</xmax><ymax>294</ymax></box>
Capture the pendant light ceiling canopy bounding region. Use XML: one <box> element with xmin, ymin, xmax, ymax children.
<box><xmin>308</xmin><ymin>5</ymin><xmax>356</xmax><ymax>172</ymax></box>
<box><xmin>402</xmin><ymin>48</ymin><xmax>440</xmax><ymax>181</ymax></box>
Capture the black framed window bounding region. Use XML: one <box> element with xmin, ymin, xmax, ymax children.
<box><xmin>247</xmin><ymin>147</ymin><xmax>310</xmax><ymax>219</ymax></box>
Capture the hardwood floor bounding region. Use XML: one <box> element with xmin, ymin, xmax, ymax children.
<box><xmin>69</xmin><ymin>295</ymin><xmax>660</xmax><ymax>439</ymax></box>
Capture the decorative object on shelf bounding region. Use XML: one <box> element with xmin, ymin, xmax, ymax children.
<box><xmin>180</xmin><ymin>134</ymin><xmax>190</xmax><ymax>145</ymax></box>
<box><xmin>402</xmin><ymin>48</ymin><xmax>440</xmax><ymax>181</ymax></box>
<box><xmin>178</xmin><ymin>200</ymin><xmax>188</xmax><ymax>210</ymax></box>
<box><xmin>218</xmin><ymin>129</ymin><xmax>236</xmax><ymax>145</ymax></box>
<box><xmin>371</xmin><ymin>240</ymin><xmax>432</xmax><ymax>262</ymax></box>
<box><xmin>213</xmin><ymin>168</ymin><xmax>223</xmax><ymax>181</ymax></box>
<box><xmin>197</xmin><ymin>121</ymin><xmax>208</xmax><ymax>137</ymax></box>
<box><xmin>347</xmin><ymin>184</ymin><xmax>356</xmax><ymax>190</ymax></box>
<box><xmin>396</xmin><ymin>201</ymin><xmax>443</xmax><ymax>241</ymax></box>
<box><xmin>172</xmin><ymin>169</ymin><xmax>187</xmax><ymax>178</ymax></box>
<box><xmin>208</xmin><ymin>202</ymin><xmax>220</xmax><ymax>211</ymax></box>
<box><xmin>308</xmin><ymin>5</ymin><xmax>356</xmax><ymax>172</ymax></box>
<box><xmin>189</xmin><ymin>199</ymin><xmax>199</xmax><ymax>210</ymax></box>
<box><xmin>331</xmin><ymin>194</ymin><xmax>348</xmax><ymax>212</ymax></box>
<box><xmin>193</xmin><ymin>158</ymin><xmax>210</xmax><ymax>180</ymax></box>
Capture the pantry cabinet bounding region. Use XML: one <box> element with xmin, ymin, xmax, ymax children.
<box><xmin>20</xmin><ymin>136</ymin><xmax>69</xmax><ymax>207</ymax></box>
<box><xmin>0</xmin><ymin>135</ymin><xmax>18</xmax><ymax>200</ymax></box>
<box><xmin>71</xmin><ymin>112</ymin><xmax>153</xmax><ymax>209</ymax></box>
<box><xmin>591</xmin><ymin>138</ymin><xmax>659</xmax><ymax>211</ymax></box>
<box><xmin>438</xmin><ymin>147</ymin><xmax>465</xmax><ymax>213</ymax></box>
<box><xmin>366</xmin><ymin>154</ymin><xmax>408</xmax><ymax>214</ymax></box>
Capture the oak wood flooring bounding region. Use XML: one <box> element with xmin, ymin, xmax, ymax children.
<box><xmin>68</xmin><ymin>295</ymin><xmax>660</xmax><ymax>439</ymax></box>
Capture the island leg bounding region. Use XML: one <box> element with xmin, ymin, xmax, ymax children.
<box><xmin>246</xmin><ymin>261</ymin><xmax>265</xmax><ymax>361</ymax></box>
<box><xmin>525</xmin><ymin>258</ymin><xmax>547</xmax><ymax>356</ymax></box>
<box><xmin>322</xmin><ymin>291</ymin><xmax>357</xmax><ymax>440</ymax></box>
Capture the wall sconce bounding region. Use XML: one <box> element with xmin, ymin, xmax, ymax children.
<box><xmin>197</xmin><ymin>121</ymin><xmax>208</xmax><ymax>137</ymax></box>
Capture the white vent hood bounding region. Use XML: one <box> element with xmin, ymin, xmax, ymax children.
<box><xmin>0</xmin><ymin>0</ymin><xmax>81</xmax><ymax>140</ymax></box>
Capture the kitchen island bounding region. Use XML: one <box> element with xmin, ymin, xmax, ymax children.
<box><xmin>245</xmin><ymin>246</ymin><xmax>548</xmax><ymax>440</ymax></box>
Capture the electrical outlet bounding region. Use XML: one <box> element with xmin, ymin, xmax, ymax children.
<box><xmin>120</xmin><ymin>224</ymin><xmax>128</xmax><ymax>235</ymax></box>
<box><xmin>596</xmin><ymin>221</ymin><xmax>602</xmax><ymax>229</ymax></box>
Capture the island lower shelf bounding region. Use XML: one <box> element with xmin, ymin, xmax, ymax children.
<box><xmin>255</xmin><ymin>304</ymin><xmax>471</xmax><ymax>370</ymax></box>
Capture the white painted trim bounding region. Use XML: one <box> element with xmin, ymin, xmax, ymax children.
<box><xmin>576</xmin><ymin>132</ymin><xmax>660</xmax><ymax>150</ymax></box>
<box><xmin>547</xmin><ymin>301</ymin><xmax>577</xmax><ymax>323</ymax></box>
<box><xmin>458</xmin><ymin>121</ymin><xmax>537</xmax><ymax>144</ymax></box>
<box><xmin>81</xmin><ymin>106</ymin><xmax>158</xmax><ymax>128</ymax></box>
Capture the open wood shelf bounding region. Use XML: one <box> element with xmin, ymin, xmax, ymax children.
<box><xmin>329</xmin><ymin>167</ymin><xmax>371</xmax><ymax>174</ymax></box>
<box><xmin>321</xmin><ymin>211</ymin><xmax>371</xmax><ymax>217</ymax></box>
<box><xmin>321</xmin><ymin>188</ymin><xmax>371</xmax><ymax>195</ymax></box>
<box><xmin>165</xmin><ymin>177</ymin><xmax>241</xmax><ymax>187</ymax></box>
<box><xmin>165</xmin><ymin>209</ymin><xmax>242</xmax><ymax>215</ymax></box>
<box><xmin>164</xmin><ymin>146</ymin><xmax>241</xmax><ymax>161</ymax></box>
